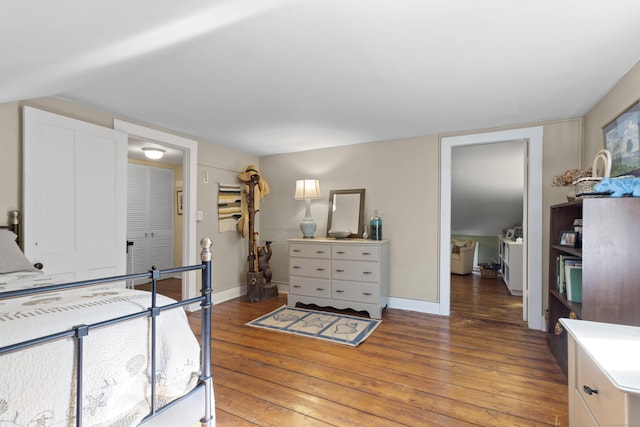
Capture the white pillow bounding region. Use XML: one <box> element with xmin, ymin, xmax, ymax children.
<box><xmin>0</xmin><ymin>229</ymin><xmax>39</xmax><ymax>273</ymax></box>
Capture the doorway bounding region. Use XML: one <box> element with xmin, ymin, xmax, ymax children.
<box><xmin>451</xmin><ymin>141</ymin><xmax>525</xmax><ymax>323</ymax></box>
<box><xmin>114</xmin><ymin>120</ymin><xmax>199</xmax><ymax>305</ymax></box>
<box><xmin>440</xmin><ymin>127</ymin><xmax>544</xmax><ymax>330</ymax></box>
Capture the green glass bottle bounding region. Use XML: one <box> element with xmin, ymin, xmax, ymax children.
<box><xmin>369</xmin><ymin>210</ymin><xmax>382</xmax><ymax>240</ymax></box>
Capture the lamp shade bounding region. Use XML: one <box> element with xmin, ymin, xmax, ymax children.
<box><xmin>294</xmin><ymin>179</ymin><xmax>321</xmax><ymax>200</ymax></box>
<box><xmin>142</xmin><ymin>147</ymin><xmax>165</xmax><ymax>160</ymax></box>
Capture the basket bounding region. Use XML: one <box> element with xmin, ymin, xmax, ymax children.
<box><xmin>573</xmin><ymin>149</ymin><xmax>611</xmax><ymax>198</ymax></box>
<box><xmin>479</xmin><ymin>258</ymin><xmax>500</xmax><ymax>279</ymax></box>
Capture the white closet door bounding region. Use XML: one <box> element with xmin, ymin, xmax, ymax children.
<box><xmin>23</xmin><ymin>107</ymin><xmax>127</xmax><ymax>281</ymax></box>
<box><xmin>148</xmin><ymin>166</ymin><xmax>174</xmax><ymax>270</ymax></box>
<box><xmin>126</xmin><ymin>163</ymin><xmax>173</xmax><ymax>284</ymax></box>
<box><xmin>127</xmin><ymin>163</ymin><xmax>150</xmax><ymax>277</ymax></box>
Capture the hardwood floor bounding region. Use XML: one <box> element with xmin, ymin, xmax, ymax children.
<box><xmin>177</xmin><ymin>273</ymin><xmax>569</xmax><ymax>426</ymax></box>
<box><xmin>450</xmin><ymin>272</ymin><xmax>525</xmax><ymax>326</ymax></box>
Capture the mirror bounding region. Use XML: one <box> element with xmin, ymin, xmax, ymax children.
<box><xmin>326</xmin><ymin>189</ymin><xmax>366</xmax><ymax>238</ymax></box>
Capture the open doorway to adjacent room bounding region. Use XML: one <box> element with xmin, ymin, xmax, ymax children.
<box><xmin>440</xmin><ymin>127</ymin><xmax>544</xmax><ymax>331</ymax></box>
<box><xmin>449</xmin><ymin>140</ymin><xmax>525</xmax><ymax>325</ymax></box>
<box><xmin>115</xmin><ymin>120</ymin><xmax>198</xmax><ymax>304</ymax></box>
<box><xmin>125</xmin><ymin>137</ymin><xmax>184</xmax><ymax>298</ymax></box>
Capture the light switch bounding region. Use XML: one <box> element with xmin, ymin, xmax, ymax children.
<box><xmin>197</xmin><ymin>210</ymin><xmax>204</xmax><ymax>221</ymax></box>
<box><xmin>203</xmin><ymin>171</ymin><xmax>209</xmax><ymax>183</ymax></box>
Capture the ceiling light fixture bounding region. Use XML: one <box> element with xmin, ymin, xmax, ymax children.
<box><xmin>142</xmin><ymin>147</ymin><xmax>165</xmax><ymax>160</ymax></box>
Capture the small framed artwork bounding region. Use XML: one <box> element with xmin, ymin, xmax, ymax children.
<box><xmin>176</xmin><ymin>190</ymin><xmax>183</xmax><ymax>215</ymax></box>
<box><xmin>603</xmin><ymin>100</ymin><xmax>640</xmax><ymax>177</ymax></box>
<box><xmin>513</xmin><ymin>226</ymin><xmax>523</xmax><ymax>239</ymax></box>
<box><xmin>505</xmin><ymin>228</ymin><xmax>515</xmax><ymax>240</ymax></box>
<box><xmin>558</xmin><ymin>231</ymin><xmax>578</xmax><ymax>248</ymax></box>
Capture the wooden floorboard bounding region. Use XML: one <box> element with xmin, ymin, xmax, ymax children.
<box><xmin>176</xmin><ymin>272</ymin><xmax>569</xmax><ymax>426</ymax></box>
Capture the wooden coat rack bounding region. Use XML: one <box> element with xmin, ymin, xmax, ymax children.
<box><xmin>245</xmin><ymin>173</ymin><xmax>278</xmax><ymax>302</ymax></box>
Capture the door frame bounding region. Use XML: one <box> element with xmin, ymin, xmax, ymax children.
<box><xmin>440</xmin><ymin>127</ymin><xmax>544</xmax><ymax>330</ymax></box>
<box><xmin>114</xmin><ymin>120</ymin><xmax>198</xmax><ymax>305</ymax></box>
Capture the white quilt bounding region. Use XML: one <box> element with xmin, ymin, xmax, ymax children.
<box><xmin>0</xmin><ymin>271</ymin><xmax>201</xmax><ymax>427</ymax></box>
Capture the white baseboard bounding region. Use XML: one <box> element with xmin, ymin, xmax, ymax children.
<box><xmin>211</xmin><ymin>280</ymin><xmax>289</xmax><ymax>306</ymax></box>
<box><xmin>212</xmin><ymin>285</ymin><xmax>247</xmax><ymax>305</ymax></box>
<box><xmin>387</xmin><ymin>297</ymin><xmax>442</xmax><ymax>316</ymax></box>
<box><xmin>208</xmin><ymin>285</ymin><xmax>542</xmax><ymax>330</ymax></box>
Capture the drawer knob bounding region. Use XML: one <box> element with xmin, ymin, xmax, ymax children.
<box><xmin>337</xmin><ymin>251</ymin><xmax>345</xmax><ymax>254</ymax></box>
<box><xmin>363</xmin><ymin>292</ymin><xmax>372</xmax><ymax>296</ymax></box>
<box><xmin>336</xmin><ymin>269</ymin><xmax>345</xmax><ymax>273</ymax></box>
<box><xmin>316</xmin><ymin>250</ymin><xmax>325</xmax><ymax>254</ymax></box>
<box><xmin>362</xmin><ymin>252</ymin><xmax>372</xmax><ymax>255</ymax></box>
<box><xmin>336</xmin><ymin>290</ymin><xmax>344</xmax><ymax>293</ymax></box>
<box><xmin>363</xmin><ymin>271</ymin><xmax>372</xmax><ymax>275</ymax></box>
<box><xmin>293</xmin><ymin>249</ymin><xmax>301</xmax><ymax>252</ymax></box>
<box><xmin>582</xmin><ymin>385</ymin><xmax>598</xmax><ymax>396</ymax></box>
<box><xmin>293</xmin><ymin>266</ymin><xmax>301</xmax><ymax>269</ymax></box>
<box><xmin>293</xmin><ymin>285</ymin><xmax>301</xmax><ymax>288</ymax></box>
<box><xmin>316</xmin><ymin>268</ymin><xmax>325</xmax><ymax>271</ymax></box>
<box><xmin>316</xmin><ymin>287</ymin><xmax>325</xmax><ymax>291</ymax></box>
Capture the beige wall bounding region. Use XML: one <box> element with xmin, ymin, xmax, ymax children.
<box><xmin>196</xmin><ymin>140</ymin><xmax>259</xmax><ymax>293</ymax></box>
<box><xmin>260</xmin><ymin>135</ymin><xmax>441</xmax><ymax>301</ymax></box>
<box><xmin>261</xmin><ymin>120</ymin><xmax>583</xmax><ymax>309</ymax></box>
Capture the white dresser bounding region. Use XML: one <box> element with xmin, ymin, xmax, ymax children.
<box><xmin>560</xmin><ymin>319</ymin><xmax>640</xmax><ymax>427</ymax></box>
<box><xmin>287</xmin><ymin>238</ymin><xmax>389</xmax><ymax>319</ymax></box>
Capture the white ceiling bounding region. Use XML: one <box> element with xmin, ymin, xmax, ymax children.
<box><xmin>2</xmin><ymin>0</ymin><xmax>640</xmax><ymax>156</ymax></box>
<box><xmin>452</xmin><ymin>141</ymin><xmax>524</xmax><ymax>236</ymax></box>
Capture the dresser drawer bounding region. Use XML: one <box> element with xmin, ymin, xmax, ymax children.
<box><xmin>332</xmin><ymin>280</ymin><xmax>379</xmax><ymax>303</ymax></box>
<box><xmin>290</xmin><ymin>258</ymin><xmax>331</xmax><ymax>279</ymax></box>
<box><xmin>332</xmin><ymin>245</ymin><xmax>379</xmax><ymax>261</ymax></box>
<box><xmin>289</xmin><ymin>276</ymin><xmax>331</xmax><ymax>298</ymax></box>
<box><xmin>290</xmin><ymin>243</ymin><xmax>330</xmax><ymax>259</ymax></box>
<box><xmin>573</xmin><ymin>389</ymin><xmax>600</xmax><ymax>427</ymax></box>
<box><xmin>576</xmin><ymin>345</ymin><xmax>625</xmax><ymax>425</ymax></box>
<box><xmin>332</xmin><ymin>260</ymin><xmax>379</xmax><ymax>282</ymax></box>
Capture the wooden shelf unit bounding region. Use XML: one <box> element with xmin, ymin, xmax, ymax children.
<box><xmin>547</xmin><ymin>198</ymin><xmax>640</xmax><ymax>377</ymax></box>
<box><xmin>499</xmin><ymin>237</ymin><xmax>523</xmax><ymax>295</ymax></box>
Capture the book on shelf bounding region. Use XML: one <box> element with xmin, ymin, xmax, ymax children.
<box><xmin>565</xmin><ymin>263</ymin><xmax>583</xmax><ymax>303</ymax></box>
<box><xmin>556</xmin><ymin>255</ymin><xmax>581</xmax><ymax>294</ymax></box>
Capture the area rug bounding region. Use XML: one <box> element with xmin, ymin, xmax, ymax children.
<box><xmin>246</xmin><ymin>305</ymin><xmax>381</xmax><ymax>346</ymax></box>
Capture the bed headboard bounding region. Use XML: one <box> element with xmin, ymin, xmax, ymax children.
<box><xmin>1</xmin><ymin>210</ymin><xmax>21</xmax><ymax>247</ymax></box>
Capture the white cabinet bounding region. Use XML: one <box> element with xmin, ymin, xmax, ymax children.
<box><xmin>288</xmin><ymin>238</ymin><xmax>389</xmax><ymax>319</ymax></box>
<box><xmin>561</xmin><ymin>319</ymin><xmax>640</xmax><ymax>427</ymax></box>
<box><xmin>127</xmin><ymin>163</ymin><xmax>174</xmax><ymax>285</ymax></box>
<box><xmin>499</xmin><ymin>237</ymin><xmax>523</xmax><ymax>295</ymax></box>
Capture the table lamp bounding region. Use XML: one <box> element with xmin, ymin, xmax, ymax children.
<box><xmin>295</xmin><ymin>179</ymin><xmax>321</xmax><ymax>238</ymax></box>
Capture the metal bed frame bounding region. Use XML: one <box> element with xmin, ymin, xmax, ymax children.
<box><xmin>1</xmin><ymin>210</ymin><xmax>20</xmax><ymax>246</ymax></box>
<box><xmin>0</xmin><ymin>233</ymin><xmax>214</xmax><ymax>427</ymax></box>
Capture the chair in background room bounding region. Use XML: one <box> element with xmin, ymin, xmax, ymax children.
<box><xmin>451</xmin><ymin>239</ymin><xmax>476</xmax><ymax>275</ymax></box>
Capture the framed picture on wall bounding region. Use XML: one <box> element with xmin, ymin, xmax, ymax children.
<box><xmin>603</xmin><ymin>100</ymin><xmax>640</xmax><ymax>177</ymax></box>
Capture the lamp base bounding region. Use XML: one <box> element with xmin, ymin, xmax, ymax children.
<box><xmin>300</xmin><ymin>220</ymin><xmax>317</xmax><ymax>238</ymax></box>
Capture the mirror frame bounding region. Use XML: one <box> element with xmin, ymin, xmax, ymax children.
<box><xmin>326</xmin><ymin>189</ymin><xmax>366</xmax><ymax>238</ymax></box>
